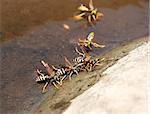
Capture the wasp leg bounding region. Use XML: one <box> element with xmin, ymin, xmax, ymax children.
<box><xmin>75</xmin><ymin>47</ymin><xmax>84</xmax><ymax>56</ymax></box>
<box><xmin>86</xmin><ymin>65</ymin><xmax>90</xmax><ymax>72</ymax></box>
<box><xmin>95</xmin><ymin>63</ymin><xmax>102</xmax><ymax>66</ymax></box>
<box><xmin>96</xmin><ymin>12</ymin><xmax>103</xmax><ymax>20</ymax></box>
<box><xmin>88</xmin><ymin>64</ymin><xmax>93</xmax><ymax>72</ymax></box>
<box><xmin>52</xmin><ymin>82</ymin><xmax>59</xmax><ymax>89</ymax></box>
<box><xmin>82</xmin><ymin>68</ymin><xmax>87</xmax><ymax>72</ymax></box>
<box><xmin>84</xmin><ymin>66</ymin><xmax>89</xmax><ymax>72</ymax></box>
<box><xmin>80</xmin><ymin>63</ymin><xmax>87</xmax><ymax>71</ymax></box>
<box><xmin>87</xmin><ymin>45</ymin><xmax>92</xmax><ymax>50</ymax></box>
<box><xmin>68</xmin><ymin>71</ymin><xmax>74</xmax><ymax>80</ymax></box>
<box><xmin>69</xmin><ymin>76</ymin><xmax>72</xmax><ymax>81</ymax></box>
<box><xmin>88</xmin><ymin>15</ymin><xmax>92</xmax><ymax>23</ymax></box>
<box><xmin>56</xmin><ymin>80</ymin><xmax>62</xmax><ymax>86</ymax></box>
<box><xmin>101</xmin><ymin>58</ymin><xmax>105</xmax><ymax>61</ymax></box>
<box><xmin>92</xmin><ymin>14</ymin><xmax>96</xmax><ymax>21</ymax></box>
<box><xmin>74</xmin><ymin>70</ymin><xmax>79</xmax><ymax>75</ymax></box>
<box><xmin>42</xmin><ymin>82</ymin><xmax>49</xmax><ymax>93</ymax></box>
<box><xmin>78</xmin><ymin>39</ymin><xmax>85</xmax><ymax>43</ymax></box>
<box><xmin>52</xmin><ymin>65</ymin><xmax>59</xmax><ymax>70</ymax></box>
<box><xmin>84</xmin><ymin>63</ymin><xmax>90</xmax><ymax>72</ymax></box>
<box><xmin>89</xmin><ymin>65</ymin><xmax>93</xmax><ymax>72</ymax></box>
<box><xmin>60</xmin><ymin>75</ymin><xmax>67</xmax><ymax>85</ymax></box>
<box><xmin>96</xmin><ymin>13</ymin><xmax>100</xmax><ymax>20</ymax></box>
<box><xmin>80</xmin><ymin>66</ymin><xmax>85</xmax><ymax>71</ymax></box>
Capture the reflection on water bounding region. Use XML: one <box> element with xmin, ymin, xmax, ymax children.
<box><xmin>1</xmin><ymin>0</ymin><xmax>148</xmax><ymax>42</ymax></box>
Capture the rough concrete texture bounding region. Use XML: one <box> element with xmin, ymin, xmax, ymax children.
<box><xmin>63</xmin><ymin>42</ymin><xmax>150</xmax><ymax>114</ymax></box>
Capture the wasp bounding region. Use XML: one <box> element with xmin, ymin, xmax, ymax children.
<box><xmin>36</xmin><ymin>61</ymin><xmax>62</xmax><ymax>93</ymax></box>
<box><xmin>74</xmin><ymin>47</ymin><xmax>105</xmax><ymax>72</ymax></box>
<box><xmin>49</xmin><ymin>57</ymin><xmax>82</xmax><ymax>84</ymax></box>
<box><xmin>51</xmin><ymin>65</ymin><xmax>71</xmax><ymax>85</ymax></box>
<box><xmin>73</xmin><ymin>47</ymin><xmax>95</xmax><ymax>72</ymax></box>
<box><xmin>61</xmin><ymin>57</ymin><xmax>83</xmax><ymax>81</ymax></box>
<box><xmin>78</xmin><ymin>32</ymin><xmax>105</xmax><ymax>51</ymax></box>
<box><xmin>74</xmin><ymin>0</ymin><xmax>104</xmax><ymax>24</ymax></box>
<box><xmin>41</xmin><ymin>58</ymin><xmax>82</xmax><ymax>86</ymax></box>
<box><xmin>84</xmin><ymin>57</ymin><xmax>105</xmax><ymax>72</ymax></box>
<box><xmin>35</xmin><ymin>69</ymin><xmax>61</xmax><ymax>93</ymax></box>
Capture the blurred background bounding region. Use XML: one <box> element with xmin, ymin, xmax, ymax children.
<box><xmin>1</xmin><ymin>0</ymin><xmax>149</xmax><ymax>42</ymax></box>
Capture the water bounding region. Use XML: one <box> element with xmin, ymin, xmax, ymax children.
<box><xmin>0</xmin><ymin>0</ymin><xmax>149</xmax><ymax>114</ymax></box>
<box><xmin>1</xmin><ymin>0</ymin><xmax>148</xmax><ymax>42</ymax></box>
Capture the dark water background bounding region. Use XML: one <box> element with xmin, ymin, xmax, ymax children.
<box><xmin>0</xmin><ymin>0</ymin><xmax>149</xmax><ymax>114</ymax></box>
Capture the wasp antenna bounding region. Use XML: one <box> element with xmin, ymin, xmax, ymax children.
<box><xmin>52</xmin><ymin>65</ymin><xmax>59</xmax><ymax>71</ymax></box>
<box><xmin>36</xmin><ymin>69</ymin><xmax>40</xmax><ymax>73</ymax></box>
<box><xmin>35</xmin><ymin>69</ymin><xmax>39</xmax><ymax>77</ymax></box>
<box><xmin>36</xmin><ymin>69</ymin><xmax>42</xmax><ymax>76</ymax></box>
<box><xmin>52</xmin><ymin>65</ymin><xmax>55</xmax><ymax>69</ymax></box>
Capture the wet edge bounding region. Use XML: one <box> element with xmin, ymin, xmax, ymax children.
<box><xmin>31</xmin><ymin>36</ymin><xmax>149</xmax><ymax>114</ymax></box>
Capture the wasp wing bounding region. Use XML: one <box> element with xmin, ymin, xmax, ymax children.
<box><xmin>89</xmin><ymin>0</ymin><xmax>94</xmax><ymax>10</ymax></box>
<box><xmin>78</xmin><ymin>4</ymin><xmax>89</xmax><ymax>11</ymax></box>
<box><xmin>96</xmin><ymin>12</ymin><xmax>104</xmax><ymax>19</ymax></box>
<box><xmin>41</xmin><ymin>60</ymin><xmax>54</xmax><ymax>76</ymax></box>
<box><xmin>73</xmin><ymin>13</ymin><xmax>85</xmax><ymax>20</ymax></box>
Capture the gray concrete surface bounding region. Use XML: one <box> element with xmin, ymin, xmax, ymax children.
<box><xmin>63</xmin><ymin>42</ymin><xmax>150</xmax><ymax>114</ymax></box>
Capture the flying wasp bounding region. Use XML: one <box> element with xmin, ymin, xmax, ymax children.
<box><xmin>74</xmin><ymin>0</ymin><xmax>104</xmax><ymax>24</ymax></box>
<box><xmin>78</xmin><ymin>32</ymin><xmax>105</xmax><ymax>51</ymax></box>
